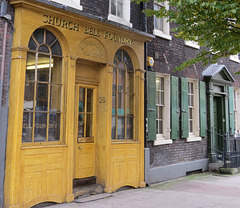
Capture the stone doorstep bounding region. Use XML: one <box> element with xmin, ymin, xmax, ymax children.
<box><xmin>73</xmin><ymin>184</ymin><xmax>104</xmax><ymax>199</ymax></box>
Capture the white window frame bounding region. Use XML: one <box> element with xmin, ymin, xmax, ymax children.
<box><xmin>153</xmin><ymin>1</ymin><xmax>171</xmax><ymax>40</ymax></box>
<box><xmin>230</xmin><ymin>54</ymin><xmax>240</xmax><ymax>63</ymax></box>
<box><xmin>234</xmin><ymin>88</ymin><xmax>240</xmax><ymax>136</ymax></box>
<box><xmin>50</xmin><ymin>0</ymin><xmax>83</xmax><ymax>10</ymax></box>
<box><xmin>154</xmin><ymin>73</ymin><xmax>172</xmax><ymax>145</ymax></box>
<box><xmin>184</xmin><ymin>40</ymin><xmax>200</xmax><ymax>49</ymax></box>
<box><xmin>108</xmin><ymin>0</ymin><xmax>132</xmax><ymax>27</ymax></box>
<box><xmin>186</xmin><ymin>79</ymin><xmax>201</xmax><ymax>142</ymax></box>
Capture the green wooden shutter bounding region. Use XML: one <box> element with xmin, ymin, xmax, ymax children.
<box><xmin>171</xmin><ymin>76</ymin><xmax>179</xmax><ymax>139</ymax></box>
<box><xmin>199</xmin><ymin>81</ymin><xmax>207</xmax><ymax>137</ymax></box>
<box><xmin>181</xmin><ymin>77</ymin><xmax>189</xmax><ymax>138</ymax></box>
<box><xmin>147</xmin><ymin>71</ymin><xmax>156</xmax><ymax>141</ymax></box>
<box><xmin>229</xmin><ymin>86</ymin><xmax>235</xmax><ymax>135</ymax></box>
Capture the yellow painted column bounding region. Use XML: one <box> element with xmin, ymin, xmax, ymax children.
<box><xmin>65</xmin><ymin>56</ymin><xmax>76</xmax><ymax>203</ymax></box>
<box><xmin>96</xmin><ymin>64</ymin><xmax>113</xmax><ymax>192</ymax></box>
<box><xmin>4</xmin><ymin>47</ymin><xmax>28</xmax><ymax>208</ymax></box>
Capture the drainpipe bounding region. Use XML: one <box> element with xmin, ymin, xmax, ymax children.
<box><xmin>0</xmin><ymin>1</ymin><xmax>12</xmax><ymax>207</ymax></box>
<box><xmin>0</xmin><ymin>0</ymin><xmax>11</xmax><ymax>108</ymax></box>
<box><xmin>143</xmin><ymin>2</ymin><xmax>148</xmax><ymax>148</ymax></box>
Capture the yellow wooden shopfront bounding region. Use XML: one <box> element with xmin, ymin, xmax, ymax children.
<box><xmin>4</xmin><ymin>0</ymin><xmax>152</xmax><ymax>207</ymax></box>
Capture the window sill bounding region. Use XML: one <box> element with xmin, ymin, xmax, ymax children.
<box><xmin>230</xmin><ymin>57</ymin><xmax>240</xmax><ymax>63</ymax></box>
<box><xmin>184</xmin><ymin>41</ymin><xmax>200</xmax><ymax>49</ymax></box>
<box><xmin>154</xmin><ymin>138</ymin><xmax>172</xmax><ymax>146</ymax></box>
<box><xmin>153</xmin><ymin>29</ymin><xmax>172</xmax><ymax>40</ymax></box>
<box><xmin>50</xmin><ymin>0</ymin><xmax>83</xmax><ymax>10</ymax></box>
<box><xmin>186</xmin><ymin>136</ymin><xmax>201</xmax><ymax>142</ymax></box>
<box><xmin>108</xmin><ymin>14</ymin><xmax>132</xmax><ymax>27</ymax></box>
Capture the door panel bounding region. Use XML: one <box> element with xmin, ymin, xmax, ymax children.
<box><xmin>74</xmin><ymin>86</ymin><xmax>96</xmax><ymax>179</ymax></box>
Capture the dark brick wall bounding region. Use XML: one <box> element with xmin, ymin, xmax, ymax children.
<box><xmin>147</xmin><ymin>138</ymin><xmax>208</xmax><ymax>168</ymax></box>
<box><xmin>81</xmin><ymin>0</ymin><xmax>109</xmax><ymax>19</ymax></box>
<box><xmin>0</xmin><ymin>0</ymin><xmax>14</xmax><ymax>107</ymax></box>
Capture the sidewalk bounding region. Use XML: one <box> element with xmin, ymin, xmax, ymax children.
<box><xmin>49</xmin><ymin>173</ymin><xmax>240</xmax><ymax>208</ymax></box>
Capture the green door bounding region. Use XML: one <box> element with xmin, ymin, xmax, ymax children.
<box><xmin>213</xmin><ymin>96</ymin><xmax>225</xmax><ymax>152</ymax></box>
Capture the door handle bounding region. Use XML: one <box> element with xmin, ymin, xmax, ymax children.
<box><xmin>79</xmin><ymin>146</ymin><xmax>82</xmax><ymax>150</ymax></box>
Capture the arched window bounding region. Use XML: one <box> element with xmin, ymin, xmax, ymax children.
<box><xmin>22</xmin><ymin>28</ymin><xmax>63</xmax><ymax>144</ymax></box>
<box><xmin>111</xmin><ymin>49</ymin><xmax>135</xmax><ymax>140</ymax></box>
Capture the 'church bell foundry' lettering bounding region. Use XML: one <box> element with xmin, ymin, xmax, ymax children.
<box><xmin>43</xmin><ymin>15</ymin><xmax>133</xmax><ymax>45</ymax></box>
<box><xmin>43</xmin><ymin>15</ymin><xmax>80</xmax><ymax>31</ymax></box>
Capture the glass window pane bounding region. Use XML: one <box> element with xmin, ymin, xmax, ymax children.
<box><xmin>50</xmin><ymin>84</ymin><xmax>61</xmax><ymax>112</ymax></box>
<box><xmin>51</xmin><ymin>41</ymin><xmax>62</xmax><ymax>56</ymax></box>
<box><xmin>48</xmin><ymin>113</ymin><xmax>60</xmax><ymax>141</ymax></box>
<box><xmin>112</xmin><ymin>92</ymin><xmax>116</xmax><ymax>115</ymax></box>
<box><xmin>34</xmin><ymin>113</ymin><xmax>47</xmax><ymax>142</ymax></box>
<box><xmin>161</xmin><ymin>77</ymin><xmax>164</xmax><ymax>90</ymax></box>
<box><xmin>118</xmin><ymin>66</ymin><xmax>125</xmax><ymax>92</ymax></box>
<box><xmin>24</xmin><ymin>82</ymin><xmax>34</xmax><ymax>111</ymax></box>
<box><xmin>161</xmin><ymin>91</ymin><xmax>164</xmax><ymax>105</ymax></box>
<box><xmin>28</xmin><ymin>37</ymin><xmax>37</xmax><ymax>51</ymax></box>
<box><xmin>37</xmin><ymin>54</ymin><xmax>50</xmax><ymax>82</ymax></box>
<box><xmin>123</xmin><ymin>50</ymin><xmax>133</xmax><ymax>71</ymax></box>
<box><xmin>51</xmin><ymin>56</ymin><xmax>62</xmax><ymax>84</ymax></box>
<box><xmin>26</xmin><ymin>53</ymin><xmax>36</xmax><ymax>79</ymax></box>
<box><xmin>36</xmin><ymin>83</ymin><xmax>48</xmax><ymax>111</ymax></box>
<box><xmin>159</xmin><ymin>120</ymin><xmax>163</xmax><ymax>134</ymax></box>
<box><xmin>46</xmin><ymin>30</ymin><xmax>56</xmax><ymax>46</ymax></box>
<box><xmin>22</xmin><ymin>112</ymin><xmax>33</xmax><ymax>143</ymax></box>
<box><xmin>115</xmin><ymin>49</ymin><xmax>122</xmax><ymax>62</ymax></box>
<box><xmin>117</xmin><ymin>117</ymin><xmax>125</xmax><ymax>139</ymax></box>
<box><xmin>156</xmin><ymin>77</ymin><xmax>160</xmax><ymax>89</ymax></box>
<box><xmin>86</xmin><ymin>114</ymin><xmax>93</xmax><ymax>137</ymax></box>
<box><xmin>87</xmin><ymin>89</ymin><xmax>93</xmax><ymax>113</ymax></box>
<box><xmin>117</xmin><ymin>2</ymin><xmax>123</xmax><ymax>17</ymax></box>
<box><xmin>111</xmin><ymin>0</ymin><xmax>117</xmax><ymax>15</ymax></box>
<box><xmin>127</xmin><ymin>94</ymin><xmax>134</xmax><ymax>115</ymax></box>
<box><xmin>113</xmin><ymin>67</ymin><xmax>117</xmax><ymax>89</ymax></box>
<box><xmin>79</xmin><ymin>88</ymin><xmax>85</xmax><ymax>113</ymax></box>
<box><xmin>127</xmin><ymin>117</ymin><xmax>133</xmax><ymax>139</ymax></box>
<box><xmin>127</xmin><ymin>72</ymin><xmax>134</xmax><ymax>93</ymax></box>
<box><xmin>33</xmin><ymin>28</ymin><xmax>44</xmax><ymax>44</ymax></box>
<box><xmin>78</xmin><ymin>113</ymin><xmax>85</xmax><ymax>137</ymax></box>
<box><xmin>118</xmin><ymin>93</ymin><xmax>124</xmax><ymax>115</ymax></box>
<box><xmin>39</xmin><ymin>45</ymin><xmax>49</xmax><ymax>53</ymax></box>
<box><xmin>111</xmin><ymin>116</ymin><xmax>116</xmax><ymax>140</ymax></box>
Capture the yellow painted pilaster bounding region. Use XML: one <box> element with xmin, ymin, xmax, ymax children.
<box><xmin>4</xmin><ymin>47</ymin><xmax>28</xmax><ymax>208</ymax></box>
<box><xmin>65</xmin><ymin>56</ymin><xmax>76</xmax><ymax>202</ymax></box>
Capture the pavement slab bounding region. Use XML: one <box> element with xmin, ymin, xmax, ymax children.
<box><xmin>48</xmin><ymin>173</ymin><xmax>240</xmax><ymax>208</ymax></box>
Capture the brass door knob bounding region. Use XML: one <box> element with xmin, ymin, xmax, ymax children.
<box><xmin>79</xmin><ymin>146</ymin><xmax>82</xmax><ymax>150</ymax></box>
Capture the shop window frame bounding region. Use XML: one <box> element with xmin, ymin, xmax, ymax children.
<box><xmin>22</xmin><ymin>28</ymin><xmax>64</xmax><ymax>146</ymax></box>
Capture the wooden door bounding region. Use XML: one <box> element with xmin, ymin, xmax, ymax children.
<box><xmin>74</xmin><ymin>85</ymin><xmax>96</xmax><ymax>179</ymax></box>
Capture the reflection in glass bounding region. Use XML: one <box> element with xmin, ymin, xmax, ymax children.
<box><xmin>51</xmin><ymin>41</ymin><xmax>62</xmax><ymax>56</ymax></box>
<box><xmin>87</xmin><ymin>89</ymin><xmax>93</xmax><ymax>113</ymax></box>
<box><xmin>48</xmin><ymin>113</ymin><xmax>60</xmax><ymax>141</ymax></box>
<box><xmin>36</xmin><ymin>83</ymin><xmax>48</xmax><ymax>111</ymax></box>
<box><xmin>111</xmin><ymin>116</ymin><xmax>116</xmax><ymax>140</ymax></box>
<box><xmin>50</xmin><ymin>84</ymin><xmax>61</xmax><ymax>112</ymax></box>
<box><xmin>46</xmin><ymin>30</ymin><xmax>56</xmax><ymax>46</ymax></box>
<box><xmin>34</xmin><ymin>113</ymin><xmax>47</xmax><ymax>142</ymax></box>
<box><xmin>39</xmin><ymin>45</ymin><xmax>49</xmax><ymax>53</ymax></box>
<box><xmin>127</xmin><ymin>117</ymin><xmax>133</xmax><ymax>139</ymax></box>
<box><xmin>22</xmin><ymin>112</ymin><xmax>33</xmax><ymax>143</ymax></box>
<box><xmin>51</xmin><ymin>57</ymin><xmax>62</xmax><ymax>84</ymax></box>
<box><xmin>123</xmin><ymin>50</ymin><xmax>133</xmax><ymax>71</ymax></box>
<box><xmin>79</xmin><ymin>88</ymin><xmax>85</xmax><ymax>113</ymax></box>
<box><xmin>78</xmin><ymin>113</ymin><xmax>85</xmax><ymax>137</ymax></box>
<box><xmin>127</xmin><ymin>94</ymin><xmax>134</xmax><ymax>115</ymax></box>
<box><xmin>118</xmin><ymin>65</ymin><xmax>125</xmax><ymax>92</ymax></box>
<box><xmin>26</xmin><ymin>53</ymin><xmax>36</xmax><ymax>80</ymax></box>
<box><xmin>117</xmin><ymin>117</ymin><xmax>125</xmax><ymax>139</ymax></box>
<box><xmin>37</xmin><ymin>54</ymin><xmax>50</xmax><ymax>82</ymax></box>
<box><xmin>118</xmin><ymin>93</ymin><xmax>124</xmax><ymax>115</ymax></box>
<box><xmin>34</xmin><ymin>28</ymin><xmax>44</xmax><ymax>44</ymax></box>
<box><xmin>111</xmin><ymin>0</ymin><xmax>116</xmax><ymax>15</ymax></box>
<box><xmin>112</xmin><ymin>92</ymin><xmax>116</xmax><ymax>115</ymax></box>
<box><xmin>28</xmin><ymin>37</ymin><xmax>37</xmax><ymax>51</ymax></box>
<box><xmin>117</xmin><ymin>0</ymin><xmax>123</xmax><ymax>17</ymax></box>
<box><xmin>24</xmin><ymin>82</ymin><xmax>34</xmax><ymax>111</ymax></box>
<box><xmin>86</xmin><ymin>114</ymin><xmax>93</xmax><ymax>137</ymax></box>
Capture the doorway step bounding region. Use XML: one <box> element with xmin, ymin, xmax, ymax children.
<box><xmin>73</xmin><ymin>177</ymin><xmax>104</xmax><ymax>199</ymax></box>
